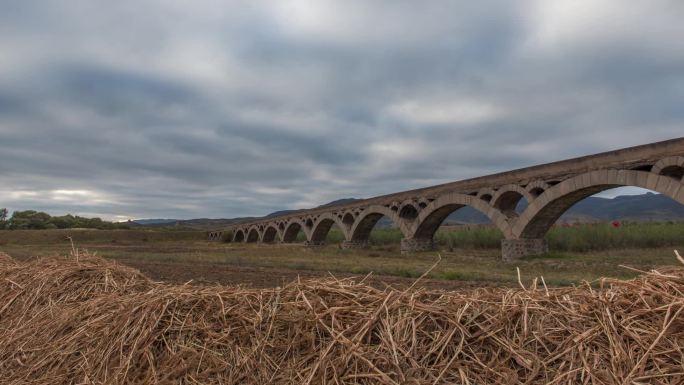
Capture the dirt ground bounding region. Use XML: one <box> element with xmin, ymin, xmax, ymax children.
<box><xmin>119</xmin><ymin>258</ymin><xmax>498</xmax><ymax>290</ymax></box>
<box><xmin>2</xmin><ymin>229</ymin><xmax>681</xmax><ymax>289</ymax></box>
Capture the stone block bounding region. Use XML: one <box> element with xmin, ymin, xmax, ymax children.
<box><xmin>646</xmin><ymin>173</ymin><xmax>660</xmax><ymax>191</ymax></box>
<box><xmin>625</xmin><ymin>171</ymin><xmax>638</xmax><ymax>187</ymax></box>
<box><xmin>400</xmin><ymin>238</ymin><xmax>434</xmax><ymax>254</ymax></box>
<box><xmin>304</xmin><ymin>240</ymin><xmax>326</xmax><ymax>248</ymax></box>
<box><xmin>558</xmin><ymin>179</ymin><xmax>576</xmax><ymax>196</ymax></box>
<box><xmin>341</xmin><ymin>240</ymin><xmax>369</xmax><ymax>250</ymax></box>
<box><xmin>501</xmin><ymin>238</ymin><xmax>548</xmax><ymax>261</ymax></box>
<box><xmin>636</xmin><ymin>172</ymin><xmax>649</xmax><ymax>188</ymax></box>
<box><xmin>615</xmin><ymin>169</ymin><xmax>628</xmax><ymax>185</ymax></box>
<box><xmin>655</xmin><ymin>176</ymin><xmax>672</xmax><ymax>195</ymax></box>
<box><xmin>580</xmin><ymin>173</ymin><xmax>592</xmax><ymax>188</ymax></box>
<box><xmin>589</xmin><ymin>170</ymin><xmax>603</xmax><ymax>186</ymax></box>
<box><xmin>665</xmin><ymin>180</ymin><xmax>681</xmax><ymax>200</ymax></box>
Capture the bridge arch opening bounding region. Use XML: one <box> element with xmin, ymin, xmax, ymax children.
<box><xmin>517</xmin><ymin>170</ymin><xmax>684</xmax><ymax>240</ymax></box>
<box><xmin>246</xmin><ymin>228</ymin><xmax>260</xmax><ymax>243</ymax></box>
<box><xmin>233</xmin><ymin>229</ymin><xmax>245</xmax><ymax>242</ymax></box>
<box><xmin>350</xmin><ymin>209</ymin><xmax>404</xmax><ymax>246</ymax></box>
<box><xmin>282</xmin><ymin>222</ymin><xmax>305</xmax><ymax>243</ymax></box>
<box><xmin>311</xmin><ymin>218</ymin><xmax>345</xmax><ymax>244</ymax></box>
<box><xmin>413</xmin><ymin>204</ymin><xmax>499</xmax><ymax>242</ymax></box>
<box><xmin>262</xmin><ymin>226</ymin><xmax>278</xmax><ymax>243</ymax></box>
<box><xmin>660</xmin><ymin>165</ymin><xmax>684</xmax><ymax>180</ymax></box>
<box><xmin>492</xmin><ymin>186</ymin><xmax>531</xmax><ymax>216</ymax></box>
<box><xmin>398</xmin><ymin>204</ymin><xmax>418</xmax><ymax>220</ymax></box>
<box><xmin>342</xmin><ymin>213</ymin><xmax>355</xmax><ymax>229</ymax></box>
<box><xmin>529</xmin><ymin>187</ymin><xmax>545</xmax><ymax>198</ymax></box>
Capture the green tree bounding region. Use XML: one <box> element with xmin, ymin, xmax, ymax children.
<box><xmin>0</xmin><ymin>208</ymin><xmax>8</xmax><ymax>229</ymax></box>
<box><xmin>9</xmin><ymin>210</ymin><xmax>53</xmax><ymax>229</ymax></box>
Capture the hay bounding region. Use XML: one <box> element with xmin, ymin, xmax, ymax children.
<box><xmin>0</xmin><ymin>254</ymin><xmax>153</xmax><ymax>334</ymax></box>
<box><xmin>0</xmin><ymin>251</ymin><xmax>15</xmax><ymax>267</ymax></box>
<box><xmin>0</xmin><ymin>253</ymin><xmax>683</xmax><ymax>384</ymax></box>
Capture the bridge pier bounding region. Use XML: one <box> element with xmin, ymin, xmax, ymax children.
<box><xmin>304</xmin><ymin>240</ymin><xmax>326</xmax><ymax>248</ymax></box>
<box><xmin>341</xmin><ymin>240</ymin><xmax>369</xmax><ymax>249</ymax></box>
<box><xmin>501</xmin><ymin>239</ymin><xmax>548</xmax><ymax>261</ymax></box>
<box><xmin>400</xmin><ymin>238</ymin><xmax>434</xmax><ymax>254</ymax></box>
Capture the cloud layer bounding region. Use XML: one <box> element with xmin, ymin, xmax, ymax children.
<box><xmin>1</xmin><ymin>0</ymin><xmax>683</xmax><ymax>220</ymax></box>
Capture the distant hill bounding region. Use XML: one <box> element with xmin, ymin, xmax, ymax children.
<box><xmin>134</xmin><ymin>193</ymin><xmax>684</xmax><ymax>229</ymax></box>
<box><xmin>262</xmin><ymin>198</ymin><xmax>362</xmax><ymax>219</ymax></box>
<box><xmin>134</xmin><ymin>198</ymin><xmax>362</xmax><ymax>229</ymax></box>
<box><xmin>131</xmin><ymin>219</ymin><xmax>178</xmax><ymax>225</ymax></box>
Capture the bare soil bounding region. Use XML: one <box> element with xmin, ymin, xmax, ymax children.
<box><xmin>119</xmin><ymin>258</ymin><xmax>499</xmax><ymax>290</ymax></box>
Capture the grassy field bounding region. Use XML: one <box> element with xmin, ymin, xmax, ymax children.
<box><xmin>311</xmin><ymin>221</ymin><xmax>684</xmax><ymax>252</ymax></box>
<box><xmin>1</xmin><ymin>223</ymin><xmax>683</xmax><ymax>287</ymax></box>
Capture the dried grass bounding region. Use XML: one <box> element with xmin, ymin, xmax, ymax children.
<box><xmin>0</xmin><ymin>251</ymin><xmax>683</xmax><ymax>384</ymax></box>
<box><xmin>0</xmin><ymin>251</ymin><xmax>15</xmax><ymax>267</ymax></box>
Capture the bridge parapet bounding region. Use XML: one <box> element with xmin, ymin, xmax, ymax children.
<box><xmin>211</xmin><ymin>138</ymin><xmax>684</xmax><ymax>259</ymax></box>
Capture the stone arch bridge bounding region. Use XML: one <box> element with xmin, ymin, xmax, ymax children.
<box><xmin>208</xmin><ymin>138</ymin><xmax>684</xmax><ymax>259</ymax></box>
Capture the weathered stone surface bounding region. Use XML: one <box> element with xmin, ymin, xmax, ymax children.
<box><xmin>501</xmin><ymin>239</ymin><xmax>548</xmax><ymax>261</ymax></box>
<box><xmin>341</xmin><ymin>240</ymin><xmax>369</xmax><ymax>249</ymax></box>
<box><xmin>400</xmin><ymin>238</ymin><xmax>435</xmax><ymax>254</ymax></box>
<box><xmin>304</xmin><ymin>240</ymin><xmax>326</xmax><ymax>248</ymax></box>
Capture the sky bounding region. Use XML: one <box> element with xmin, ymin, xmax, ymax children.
<box><xmin>1</xmin><ymin>0</ymin><xmax>683</xmax><ymax>221</ymax></box>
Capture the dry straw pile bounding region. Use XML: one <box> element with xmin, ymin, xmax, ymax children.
<box><xmin>0</xmin><ymin>252</ymin><xmax>683</xmax><ymax>384</ymax></box>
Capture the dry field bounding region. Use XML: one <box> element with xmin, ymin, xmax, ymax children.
<box><xmin>1</xmin><ymin>228</ymin><xmax>683</xmax><ymax>288</ymax></box>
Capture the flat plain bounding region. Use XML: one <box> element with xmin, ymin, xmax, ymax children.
<box><xmin>1</xmin><ymin>223</ymin><xmax>682</xmax><ymax>288</ymax></box>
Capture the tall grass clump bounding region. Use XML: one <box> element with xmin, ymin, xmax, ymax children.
<box><xmin>435</xmin><ymin>226</ymin><xmax>502</xmax><ymax>249</ymax></box>
<box><xmin>369</xmin><ymin>228</ymin><xmax>403</xmax><ymax>245</ymax></box>
<box><xmin>547</xmin><ymin>221</ymin><xmax>684</xmax><ymax>251</ymax></box>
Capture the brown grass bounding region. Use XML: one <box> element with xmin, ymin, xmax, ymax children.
<box><xmin>0</xmin><ymin>251</ymin><xmax>683</xmax><ymax>384</ymax></box>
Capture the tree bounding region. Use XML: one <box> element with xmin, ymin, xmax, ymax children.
<box><xmin>0</xmin><ymin>208</ymin><xmax>7</xmax><ymax>229</ymax></box>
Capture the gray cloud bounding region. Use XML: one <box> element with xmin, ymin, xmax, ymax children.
<box><xmin>1</xmin><ymin>0</ymin><xmax>683</xmax><ymax>220</ymax></box>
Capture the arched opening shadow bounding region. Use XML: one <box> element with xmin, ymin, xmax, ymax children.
<box><xmin>542</xmin><ymin>187</ymin><xmax>684</xmax><ymax>252</ymax></box>
<box><xmin>283</xmin><ymin>222</ymin><xmax>306</xmax><ymax>243</ymax></box>
<box><xmin>418</xmin><ymin>205</ymin><xmax>503</xmax><ymax>250</ymax></box>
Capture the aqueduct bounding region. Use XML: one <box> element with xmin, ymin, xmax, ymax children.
<box><xmin>208</xmin><ymin>138</ymin><xmax>684</xmax><ymax>259</ymax></box>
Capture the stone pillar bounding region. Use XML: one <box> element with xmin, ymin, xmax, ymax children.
<box><xmin>400</xmin><ymin>238</ymin><xmax>435</xmax><ymax>254</ymax></box>
<box><xmin>501</xmin><ymin>238</ymin><xmax>548</xmax><ymax>261</ymax></box>
<box><xmin>304</xmin><ymin>240</ymin><xmax>326</xmax><ymax>248</ymax></box>
<box><xmin>341</xmin><ymin>240</ymin><xmax>369</xmax><ymax>249</ymax></box>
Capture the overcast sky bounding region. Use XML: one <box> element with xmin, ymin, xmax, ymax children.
<box><xmin>1</xmin><ymin>1</ymin><xmax>683</xmax><ymax>220</ymax></box>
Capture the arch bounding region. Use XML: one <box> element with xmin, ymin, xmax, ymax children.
<box><xmin>477</xmin><ymin>188</ymin><xmax>496</xmax><ymax>203</ymax></box>
<box><xmin>233</xmin><ymin>229</ymin><xmax>245</xmax><ymax>243</ymax></box>
<box><xmin>398</xmin><ymin>201</ymin><xmax>419</xmax><ymax>220</ymax></box>
<box><xmin>304</xmin><ymin>218</ymin><xmax>314</xmax><ymax>230</ymax></box>
<box><xmin>342</xmin><ymin>212</ymin><xmax>355</xmax><ymax>229</ymax></box>
<box><xmin>514</xmin><ymin>169</ymin><xmax>684</xmax><ymax>239</ymax></box>
<box><xmin>246</xmin><ymin>227</ymin><xmax>260</xmax><ymax>243</ymax></box>
<box><xmin>526</xmin><ymin>180</ymin><xmax>550</xmax><ymax>198</ymax></box>
<box><xmin>652</xmin><ymin>156</ymin><xmax>684</xmax><ymax>181</ymax></box>
<box><xmin>630</xmin><ymin>164</ymin><xmax>653</xmax><ymax>172</ymax></box>
<box><xmin>410</xmin><ymin>193</ymin><xmax>512</xmax><ymax>240</ymax></box>
<box><xmin>417</xmin><ymin>198</ymin><xmax>430</xmax><ymax>209</ymax></box>
<box><xmin>262</xmin><ymin>225</ymin><xmax>279</xmax><ymax>243</ymax></box>
<box><xmin>282</xmin><ymin>220</ymin><xmax>307</xmax><ymax>243</ymax></box>
<box><xmin>349</xmin><ymin>205</ymin><xmax>408</xmax><ymax>241</ymax></box>
<box><xmin>310</xmin><ymin>213</ymin><xmax>347</xmax><ymax>243</ymax></box>
<box><xmin>491</xmin><ymin>184</ymin><xmax>534</xmax><ymax>216</ymax></box>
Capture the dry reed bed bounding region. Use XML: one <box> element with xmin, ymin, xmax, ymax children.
<box><xmin>0</xmin><ymin>252</ymin><xmax>682</xmax><ymax>384</ymax></box>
